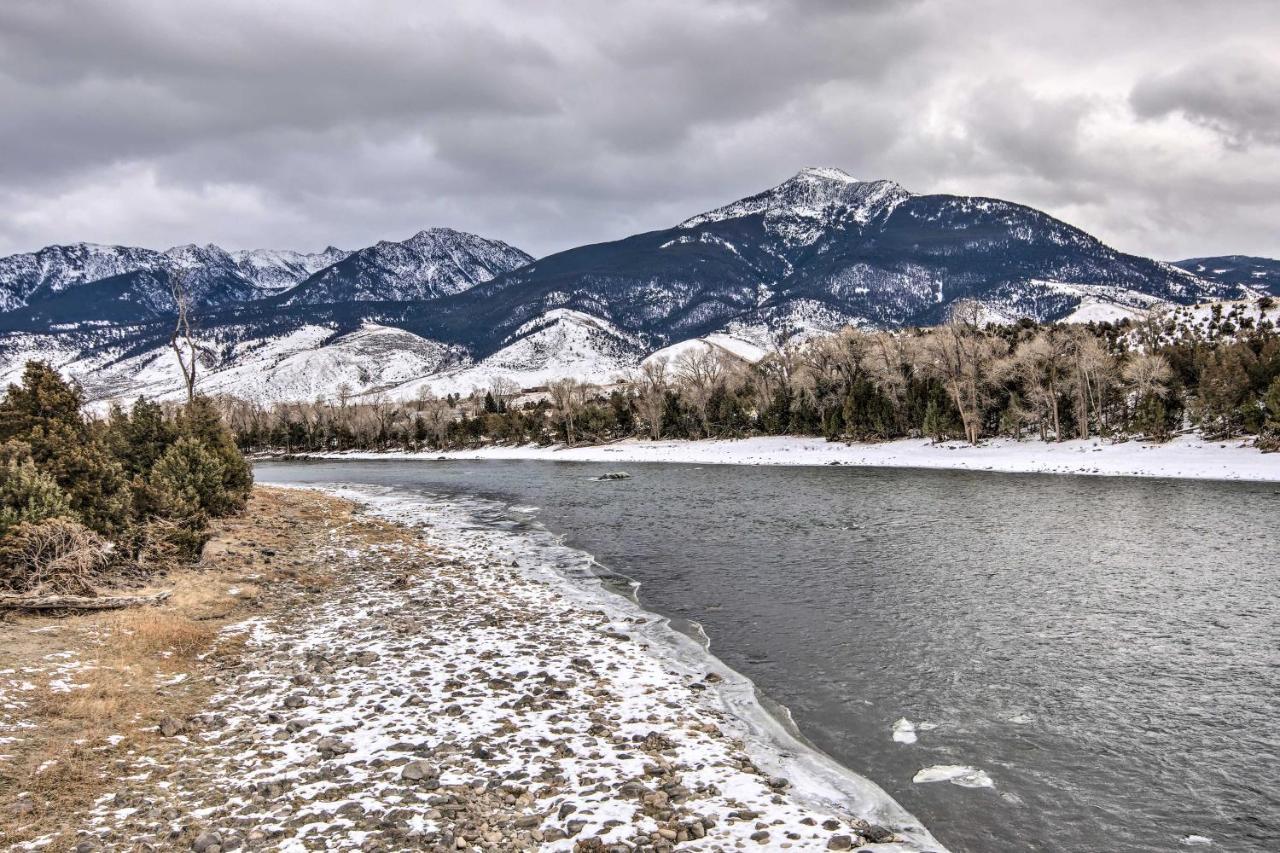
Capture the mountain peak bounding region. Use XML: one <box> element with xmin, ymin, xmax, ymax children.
<box><xmin>282</xmin><ymin>227</ymin><xmax>532</xmax><ymax>306</ymax></box>
<box><xmin>409</xmin><ymin>226</ymin><xmax>457</xmax><ymax>240</ymax></box>
<box><xmin>791</xmin><ymin>166</ymin><xmax>860</xmax><ymax>184</ymax></box>
<box><xmin>679</xmin><ymin>168</ymin><xmax>910</xmax><ymax>244</ymax></box>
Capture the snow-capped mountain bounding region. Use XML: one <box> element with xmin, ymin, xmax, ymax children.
<box><xmin>405</xmin><ymin>167</ymin><xmax>1235</xmax><ymax>356</ymax></box>
<box><xmin>0</xmin><ymin>242</ymin><xmax>350</xmax><ymax>311</ymax></box>
<box><xmin>230</xmin><ymin>246</ymin><xmax>352</xmax><ymax>293</ymax></box>
<box><xmin>0</xmin><ymin>242</ymin><xmax>352</xmax><ymax>327</ymax></box>
<box><xmin>281</xmin><ymin>228</ymin><xmax>532</xmax><ymax>305</ymax></box>
<box><xmin>0</xmin><ymin>242</ymin><xmax>170</xmax><ymax>312</ymax></box>
<box><xmin>1172</xmin><ymin>256</ymin><xmax>1280</xmax><ymax>297</ymax></box>
<box><xmin>0</xmin><ymin>167</ymin><xmax>1247</xmax><ymax>405</ymax></box>
<box><xmin>679</xmin><ymin>167</ymin><xmax>910</xmax><ymax>245</ymax></box>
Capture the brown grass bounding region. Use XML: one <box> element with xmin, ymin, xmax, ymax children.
<box><xmin>0</xmin><ymin>486</ymin><xmax>351</xmax><ymax>849</ymax></box>
<box><xmin>106</xmin><ymin>610</ymin><xmax>217</xmax><ymax>660</ymax></box>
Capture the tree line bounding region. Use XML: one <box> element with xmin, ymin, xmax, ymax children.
<box><xmin>224</xmin><ymin>300</ymin><xmax>1280</xmax><ymax>455</ymax></box>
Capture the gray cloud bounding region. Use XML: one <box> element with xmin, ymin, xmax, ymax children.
<box><xmin>0</xmin><ymin>0</ymin><xmax>1277</xmax><ymax>261</ymax></box>
<box><xmin>1131</xmin><ymin>56</ymin><xmax>1280</xmax><ymax>149</ymax></box>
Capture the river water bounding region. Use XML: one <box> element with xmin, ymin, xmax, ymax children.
<box><xmin>255</xmin><ymin>459</ymin><xmax>1280</xmax><ymax>853</ymax></box>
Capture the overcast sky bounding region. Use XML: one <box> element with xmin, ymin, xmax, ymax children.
<box><xmin>1</xmin><ymin>0</ymin><xmax>1277</xmax><ymax>261</ymax></box>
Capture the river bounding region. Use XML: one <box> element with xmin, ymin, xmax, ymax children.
<box><xmin>256</xmin><ymin>459</ymin><xmax>1280</xmax><ymax>853</ymax></box>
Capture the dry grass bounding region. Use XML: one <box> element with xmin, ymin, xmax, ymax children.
<box><xmin>106</xmin><ymin>610</ymin><xmax>217</xmax><ymax>660</ymax></box>
<box><xmin>0</xmin><ymin>486</ymin><xmax>352</xmax><ymax>849</ymax></box>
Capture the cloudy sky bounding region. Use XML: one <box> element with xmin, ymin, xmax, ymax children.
<box><xmin>1</xmin><ymin>0</ymin><xmax>1277</xmax><ymax>261</ymax></box>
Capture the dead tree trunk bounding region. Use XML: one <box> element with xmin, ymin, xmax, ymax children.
<box><xmin>170</xmin><ymin>270</ymin><xmax>198</xmax><ymax>405</ymax></box>
<box><xmin>0</xmin><ymin>590</ymin><xmax>173</xmax><ymax>612</ymax></box>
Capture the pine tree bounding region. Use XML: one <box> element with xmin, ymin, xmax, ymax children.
<box><xmin>106</xmin><ymin>398</ymin><xmax>178</xmax><ymax>477</ymax></box>
<box><xmin>149</xmin><ymin>436</ymin><xmax>227</xmax><ymax>522</ymax></box>
<box><xmin>173</xmin><ymin>397</ymin><xmax>253</xmax><ymax>514</ymax></box>
<box><xmin>0</xmin><ymin>446</ymin><xmax>72</xmax><ymax>536</ymax></box>
<box><xmin>0</xmin><ymin>363</ymin><xmax>131</xmax><ymax>535</ymax></box>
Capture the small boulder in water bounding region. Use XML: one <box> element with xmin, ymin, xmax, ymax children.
<box><xmin>596</xmin><ymin>471</ymin><xmax>631</xmax><ymax>480</ymax></box>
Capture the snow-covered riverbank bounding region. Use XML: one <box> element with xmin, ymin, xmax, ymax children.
<box><xmin>44</xmin><ymin>485</ymin><xmax>946</xmax><ymax>851</ymax></box>
<box><xmin>301</xmin><ymin>434</ymin><xmax>1279</xmax><ymax>482</ymax></box>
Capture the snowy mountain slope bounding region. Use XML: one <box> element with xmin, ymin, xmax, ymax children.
<box><xmin>0</xmin><ymin>243</ymin><xmax>169</xmax><ymax>312</ymax></box>
<box><xmin>0</xmin><ymin>242</ymin><xmax>352</xmax><ymax>325</ymax></box>
<box><xmin>644</xmin><ymin>333</ymin><xmax>770</xmax><ymax>368</ymax></box>
<box><xmin>229</xmin><ymin>246</ymin><xmax>352</xmax><ymax>293</ymax></box>
<box><xmin>281</xmin><ymin>228</ymin><xmax>532</xmax><ymax>305</ymax></box>
<box><xmin>383</xmin><ymin>309</ymin><xmax>644</xmax><ymax>398</ymax></box>
<box><xmin>1172</xmin><ymin>256</ymin><xmax>1280</xmax><ymax>296</ymax></box>
<box><xmin>160</xmin><ymin>323</ymin><xmax>461</xmax><ymax>403</ymax></box>
<box><xmin>0</xmin><ymin>322</ymin><xmax>463</xmax><ymax>407</ymax></box>
<box><xmin>1156</xmin><ymin>297</ymin><xmax>1279</xmax><ymax>342</ymax></box>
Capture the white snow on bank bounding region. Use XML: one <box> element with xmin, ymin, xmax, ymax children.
<box><xmin>307</xmin><ymin>434</ymin><xmax>1279</xmax><ymax>483</ymax></box>
<box><xmin>347</xmin><ymin>487</ymin><xmax>948</xmax><ymax>851</ymax></box>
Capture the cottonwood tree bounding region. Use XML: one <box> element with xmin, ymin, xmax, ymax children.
<box><xmin>1067</xmin><ymin>330</ymin><xmax>1116</xmax><ymax>438</ymax></box>
<box><xmin>1010</xmin><ymin>328</ymin><xmax>1072</xmax><ymax>441</ymax></box>
<box><xmin>674</xmin><ymin>347</ymin><xmax>727</xmax><ymax>438</ymax></box>
<box><xmin>489</xmin><ymin>376</ymin><xmax>520</xmax><ymax>412</ymax></box>
<box><xmin>922</xmin><ymin>301</ymin><xmax>1003</xmax><ymax>444</ymax></box>
<box><xmin>548</xmin><ymin>378</ymin><xmax>592</xmax><ymax>446</ymax></box>
<box><xmin>1122</xmin><ymin>352</ymin><xmax>1174</xmax><ymax>439</ymax></box>
<box><xmin>420</xmin><ymin>395</ymin><xmax>455</xmax><ymax>447</ymax></box>
<box><xmin>633</xmin><ymin>358</ymin><xmax>670</xmax><ymax>440</ymax></box>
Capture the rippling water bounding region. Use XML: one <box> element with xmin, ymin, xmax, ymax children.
<box><xmin>256</xmin><ymin>459</ymin><xmax>1280</xmax><ymax>853</ymax></box>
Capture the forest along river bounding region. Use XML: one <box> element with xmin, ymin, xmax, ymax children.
<box><xmin>256</xmin><ymin>459</ymin><xmax>1280</xmax><ymax>853</ymax></box>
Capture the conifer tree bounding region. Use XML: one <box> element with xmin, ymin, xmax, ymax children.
<box><xmin>174</xmin><ymin>396</ymin><xmax>253</xmax><ymax>514</ymax></box>
<box><xmin>0</xmin><ymin>363</ymin><xmax>131</xmax><ymax>535</ymax></box>
<box><xmin>0</xmin><ymin>447</ymin><xmax>72</xmax><ymax>535</ymax></box>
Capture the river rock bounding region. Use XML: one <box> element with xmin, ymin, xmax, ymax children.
<box><xmin>191</xmin><ymin>831</ymin><xmax>222</xmax><ymax>852</ymax></box>
<box><xmin>400</xmin><ymin>760</ymin><xmax>436</xmax><ymax>782</ymax></box>
<box><xmin>158</xmin><ymin>717</ymin><xmax>186</xmax><ymax>737</ymax></box>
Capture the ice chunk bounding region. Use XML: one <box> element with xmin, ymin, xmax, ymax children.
<box><xmin>912</xmin><ymin>765</ymin><xmax>995</xmax><ymax>788</ymax></box>
<box><xmin>892</xmin><ymin>718</ymin><xmax>917</xmax><ymax>744</ymax></box>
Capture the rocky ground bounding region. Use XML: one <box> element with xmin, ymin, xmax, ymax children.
<box><xmin>4</xmin><ymin>486</ymin><xmax>936</xmax><ymax>852</ymax></box>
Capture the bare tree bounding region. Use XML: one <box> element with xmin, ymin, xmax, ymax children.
<box><xmin>921</xmin><ymin>301</ymin><xmax>1003</xmax><ymax>444</ymax></box>
<box><xmin>634</xmin><ymin>357</ymin><xmax>669</xmax><ymax>440</ymax></box>
<box><xmin>1067</xmin><ymin>330</ymin><xmax>1116</xmax><ymax>438</ymax></box>
<box><xmin>1122</xmin><ymin>352</ymin><xmax>1173</xmax><ymax>400</ymax></box>
<box><xmin>169</xmin><ymin>269</ymin><xmax>199</xmax><ymax>405</ymax></box>
<box><xmin>489</xmin><ymin>376</ymin><xmax>520</xmax><ymax>411</ymax></box>
<box><xmin>673</xmin><ymin>346</ymin><xmax>726</xmax><ymax>437</ymax></box>
<box><xmin>548</xmin><ymin>378</ymin><xmax>591</xmax><ymax>446</ymax></box>
<box><xmin>1010</xmin><ymin>328</ymin><xmax>1072</xmax><ymax>441</ymax></box>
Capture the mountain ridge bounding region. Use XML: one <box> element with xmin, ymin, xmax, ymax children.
<box><xmin>0</xmin><ymin>167</ymin><xmax>1260</xmax><ymax>404</ymax></box>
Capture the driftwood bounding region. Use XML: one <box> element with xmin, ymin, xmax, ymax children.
<box><xmin>0</xmin><ymin>590</ymin><xmax>173</xmax><ymax>612</ymax></box>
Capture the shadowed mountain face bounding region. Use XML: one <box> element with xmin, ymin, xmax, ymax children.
<box><xmin>392</xmin><ymin>167</ymin><xmax>1231</xmax><ymax>352</ymax></box>
<box><xmin>0</xmin><ymin>168</ymin><xmax>1246</xmax><ymax>402</ymax></box>
<box><xmin>1173</xmin><ymin>256</ymin><xmax>1280</xmax><ymax>297</ymax></box>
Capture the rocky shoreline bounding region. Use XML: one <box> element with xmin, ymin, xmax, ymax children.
<box><xmin>16</xmin><ymin>486</ymin><xmax>943</xmax><ymax>851</ymax></box>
